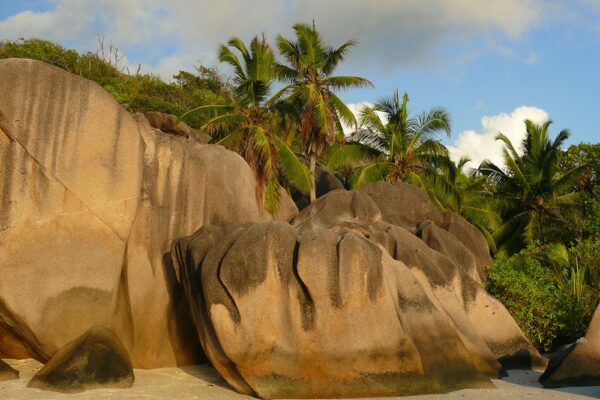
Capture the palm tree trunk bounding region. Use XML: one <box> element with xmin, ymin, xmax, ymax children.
<box><xmin>309</xmin><ymin>151</ymin><xmax>317</xmax><ymax>202</ymax></box>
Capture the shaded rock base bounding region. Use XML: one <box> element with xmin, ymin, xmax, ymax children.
<box><xmin>27</xmin><ymin>326</ymin><xmax>134</xmax><ymax>393</ymax></box>
<box><xmin>0</xmin><ymin>358</ymin><xmax>19</xmax><ymax>381</ymax></box>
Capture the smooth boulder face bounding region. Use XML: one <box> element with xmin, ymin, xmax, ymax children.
<box><xmin>0</xmin><ymin>58</ymin><xmax>144</xmax><ymax>360</ymax></box>
<box><xmin>540</xmin><ymin>305</ymin><xmax>600</xmax><ymax>387</ymax></box>
<box><xmin>418</xmin><ymin>220</ymin><xmax>482</xmax><ymax>284</ymax></box>
<box><xmin>0</xmin><ymin>59</ymin><xmax>266</xmax><ymax>368</ymax></box>
<box><xmin>358</xmin><ymin>181</ymin><xmax>443</xmax><ymax>232</ymax></box>
<box><xmin>0</xmin><ymin>359</ymin><xmax>19</xmax><ymax>381</ymax></box>
<box><xmin>27</xmin><ymin>326</ymin><xmax>134</xmax><ymax>393</ymax></box>
<box><xmin>172</xmin><ymin>187</ymin><xmax>541</xmax><ymax>399</ymax></box>
<box><xmin>441</xmin><ymin>211</ymin><xmax>492</xmax><ymax>280</ymax></box>
<box><xmin>120</xmin><ymin>119</ymin><xmax>264</xmax><ymax>368</ymax></box>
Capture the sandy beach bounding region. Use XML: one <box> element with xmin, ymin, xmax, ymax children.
<box><xmin>1</xmin><ymin>359</ymin><xmax>598</xmax><ymax>400</ymax></box>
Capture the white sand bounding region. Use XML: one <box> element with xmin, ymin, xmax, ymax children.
<box><xmin>1</xmin><ymin>358</ymin><xmax>599</xmax><ymax>400</ymax></box>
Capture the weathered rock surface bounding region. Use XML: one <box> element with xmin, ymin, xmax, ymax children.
<box><xmin>441</xmin><ymin>211</ymin><xmax>492</xmax><ymax>281</ymax></box>
<box><xmin>539</xmin><ymin>305</ymin><xmax>600</xmax><ymax>387</ymax></box>
<box><xmin>172</xmin><ymin>188</ymin><xmax>542</xmax><ymax>398</ymax></box>
<box><xmin>0</xmin><ymin>59</ymin><xmax>265</xmax><ymax>368</ymax></box>
<box><xmin>143</xmin><ymin>111</ymin><xmax>210</xmax><ymax>143</ymax></box>
<box><xmin>27</xmin><ymin>326</ymin><xmax>133</xmax><ymax>393</ymax></box>
<box><xmin>358</xmin><ymin>181</ymin><xmax>443</xmax><ymax>231</ymax></box>
<box><xmin>120</xmin><ymin>116</ymin><xmax>264</xmax><ymax>368</ymax></box>
<box><xmin>0</xmin><ymin>359</ymin><xmax>18</xmax><ymax>381</ymax></box>
<box><xmin>0</xmin><ymin>58</ymin><xmax>144</xmax><ymax>362</ymax></box>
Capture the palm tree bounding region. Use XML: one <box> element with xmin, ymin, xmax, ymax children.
<box><xmin>479</xmin><ymin>120</ymin><xmax>589</xmax><ymax>255</ymax></box>
<box><xmin>328</xmin><ymin>90</ymin><xmax>451</xmax><ymax>189</ymax></box>
<box><xmin>274</xmin><ymin>22</ymin><xmax>372</xmax><ymax>202</ymax></box>
<box><xmin>182</xmin><ymin>35</ymin><xmax>312</xmax><ymax>213</ymax></box>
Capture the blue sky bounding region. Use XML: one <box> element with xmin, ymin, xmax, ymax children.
<box><xmin>1</xmin><ymin>0</ymin><xmax>599</xmax><ymax>165</ymax></box>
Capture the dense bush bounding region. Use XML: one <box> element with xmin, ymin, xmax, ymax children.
<box><xmin>0</xmin><ymin>38</ymin><xmax>232</xmax><ymax>129</ymax></box>
<box><xmin>487</xmin><ymin>243</ymin><xmax>598</xmax><ymax>353</ymax></box>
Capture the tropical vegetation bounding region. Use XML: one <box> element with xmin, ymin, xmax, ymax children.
<box><xmin>274</xmin><ymin>23</ymin><xmax>372</xmax><ymax>201</ymax></box>
<box><xmin>180</xmin><ymin>35</ymin><xmax>312</xmax><ymax>212</ymax></box>
<box><xmin>327</xmin><ymin>90</ymin><xmax>450</xmax><ymax>188</ymax></box>
<box><xmin>479</xmin><ymin>121</ymin><xmax>587</xmax><ymax>256</ymax></box>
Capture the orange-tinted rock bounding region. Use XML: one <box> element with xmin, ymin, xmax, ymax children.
<box><xmin>0</xmin><ymin>359</ymin><xmax>18</xmax><ymax>381</ymax></box>
<box><xmin>0</xmin><ymin>59</ymin><xmax>265</xmax><ymax>369</ymax></box>
<box><xmin>172</xmin><ymin>188</ymin><xmax>542</xmax><ymax>398</ymax></box>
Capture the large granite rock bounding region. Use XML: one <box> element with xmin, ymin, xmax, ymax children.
<box><xmin>27</xmin><ymin>326</ymin><xmax>134</xmax><ymax>393</ymax></box>
<box><xmin>172</xmin><ymin>188</ymin><xmax>542</xmax><ymax>398</ymax></box>
<box><xmin>539</xmin><ymin>305</ymin><xmax>600</xmax><ymax>387</ymax></box>
<box><xmin>358</xmin><ymin>181</ymin><xmax>443</xmax><ymax>231</ymax></box>
<box><xmin>0</xmin><ymin>359</ymin><xmax>18</xmax><ymax>381</ymax></box>
<box><xmin>0</xmin><ymin>58</ymin><xmax>144</xmax><ymax>362</ymax></box>
<box><xmin>0</xmin><ymin>58</ymin><xmax>266</xmax><ymax>368</ymax></box>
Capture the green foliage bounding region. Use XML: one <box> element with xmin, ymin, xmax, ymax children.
<box><xmin>554</xmin><ymin>143</ymin><xmax>600</xmax><ymax>241</ymax></box>
<box><xmin>275</xmin><ymin>22</ymin><xmax>372</xmax><ymax>201</ymax></box>
<box><xmin>487</xmin><ymin>245</ymin><xmax>595</xmax><ymax>352</ymax></box>
<box><xmin>328</xmin><ymin>90</ymin><xmax>451</xmax><ymax>190</ymax></box>
<box><xmin>191</xmin><ymin>35</ymin><xmax>312</xmax><ymax>213</ymax></box>
<box><xmin>566</xmin><ymin>239</ymin><xmax>600</xmax><ymax>299</ymax></box>
<box><xmin>0</xmin><ymin>38</ymin><xmax>231</xmax><ymax>129</ymax></box>
<box><xmin>479</xmin><ymin>121</ymin><xmax>587</xmax><ymax>256</ymax></box>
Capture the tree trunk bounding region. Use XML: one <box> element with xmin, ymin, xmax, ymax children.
<box><xmin>309</xmin><ymin>151</ymin><xmax>317</xmax><ymax>203</ymax></box>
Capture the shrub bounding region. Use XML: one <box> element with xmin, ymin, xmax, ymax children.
<box><xmin>0</xmin><ymin>38</ymin><xmax>232</xmax><ymax>130</ymax></box>
<box><xmin>486</xmin><ymin>245</ymin><xmax>594</xmax><ymax>353</ymax></box>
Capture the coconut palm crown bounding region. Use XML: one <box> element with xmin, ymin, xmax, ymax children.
<box><xmin>182</xmin><ymin>35</ymin><xmax>312</xmax><ymax>213</ymax></box>
<box><xmin>274</xmin><ymin>22</ymin><xmax>372</xmax><ymax>202</ymax></box>
<box><xmin>479</xmin><ymin>120</ymin><xmax>589</xmax><ymax>255</ymax></box>
<box><xmin>328</xmin><ymin>90</ymin><xmax>451</xmax><ymax>189</ymax></box>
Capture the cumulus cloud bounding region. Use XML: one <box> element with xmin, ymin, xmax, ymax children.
<box><xmin>448</xmin><ymin>106</ymin><xmax>550</xmax><ymax>168</ymax></box>
<box><xmin>0</xmin><ymin>0</ymin><xmax>548</xmax><ymax>79</ymax></box>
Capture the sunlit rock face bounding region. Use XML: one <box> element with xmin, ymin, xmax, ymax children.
<box><xmin>0</xmin><ymin>58</ymin><xmax>270</xmax><ymax>368</ymax></box>
<box><xmin>540</xmin><ymin>305</ymin><xmax>600</xmax><ymax>388</ymax></box>
<box><xmin>172</xmin><ymin>188</ymin><xmax>544</xmax><ymax>399</ymax></box>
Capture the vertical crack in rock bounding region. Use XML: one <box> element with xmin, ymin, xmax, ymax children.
<box><xmin>216</xmin><ymin>240</ymin><xmax>242</xmax><ymax>324</ymax></box>
<box><xmin>330</xmin><ymin>236</ymin><xmax>344</xmax><ymax>308</ymax></box>
<box><xmin>291</xmin><ymin>241</ymin><xmax>315</xmax><ymax>331</ymax></box>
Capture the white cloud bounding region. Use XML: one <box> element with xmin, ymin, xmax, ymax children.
<box><xmin>448</xmin><ymin>106</ymin><xmax>550</xmax><ymax>167</ymax></box>
<box><xmin>0</xmin><ymin>0</ymin><xmax>549</xmax><ymax>79</ymax></box>
<box><xmin>343</xmin><ymin>102</ymin><xmax>371</xmax><ymax>135</ymax></box>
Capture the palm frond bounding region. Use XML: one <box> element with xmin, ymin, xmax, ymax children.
<box><xmin>323</xmin><ymin>39</ymin><xmax>357</xmax><ymax>74</ymax></box>
<box><xmin>326</xmin><ymin>143</ymin><xmax>379</xmax><ymax>169</ymax></box>
<box><xmin>495</xmin><ymin>132</ymin><xmax>520</xmax><ymax>160</ymax></box>
<box><xmin>323</xmin><ymin>75</ymin><xmax>373</xmax><ymax>90</ymax></box>
<box><xmin>275</xmin><ymin>136</ymin><xmax>313</xmax><ymax>193</ymax></box>
<box><xmin>351</xmin><ymin>162</ymin><xmax>391</xmax><ymax>188</ymax></box>
<box><xmin>328</xmin><ymin>92</ymin><xmax>358</xmax><ymax>131</ymax></box>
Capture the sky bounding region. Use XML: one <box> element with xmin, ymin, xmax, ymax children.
<box><xmin>1</xmin><ymin>0</ymin><xmax>599</xmax><ymax>166</ymax></box>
